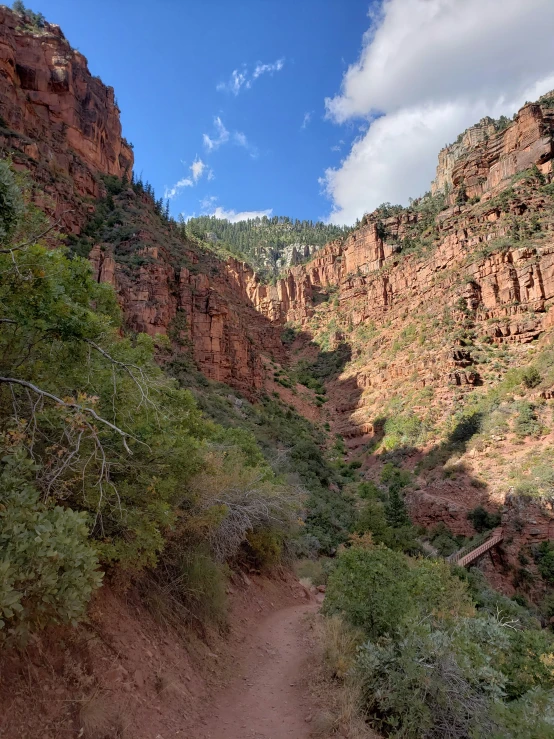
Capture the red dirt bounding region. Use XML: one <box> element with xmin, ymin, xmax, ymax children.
<box><xmin>0</xmin><ymin>572</ymin><xmax>312</xmax><ymax>738</ymax></box>
<box><xmin>195</xmin><ymin>602</ymin><xmax>318</xmax><ymax>739</ymax></box>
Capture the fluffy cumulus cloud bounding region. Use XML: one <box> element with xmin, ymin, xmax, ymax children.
<box><xmin>211</xmin><ymin>206</ymin><xmax>273</xmax><ymax>223</ymax></box>
<box><xmin>217</xmin><ymin>58</ymin><xmax>285</xmax><ymax>95</ymax></box>
<box><xmin>323</xmin><ymin>0</ymin><xmax>554</xmax><ymax>224</ymax></box>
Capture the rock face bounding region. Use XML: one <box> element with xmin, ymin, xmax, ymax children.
<box><xmin>88</xmin><ymin>200</ymin><xmax>285</xmax><ymax>398</ymax></box>
<box><xmin>432</xmin><ymin>99</ymin><xmax>554</xmax><ymax>201</ymax></box>
<box><xmin>0</xmin><ymin>6</ymin><xmax>133</xmax><ymax>231</ymax></box>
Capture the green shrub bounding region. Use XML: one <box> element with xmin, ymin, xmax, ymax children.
<box><xmin>356</xmin><ymin>618</ymin><xmax>504</xmax><ymax>738</ymax></box>
<box><xmin>0</xmin><ymin>159</ymin><xmax>24</xmax><ymax>243</ymax></box>
<box><xmin>326</xmin><ymin>544</ymin><xmax>554</xmax><ymax>738</ymax></box>
<box><xmin>358</xmin><ymin>481</ymin><xmax>381</xmax><ymax>500</ymax></box>
<box><xmin>0</xmin><ymin>451</ymin><xmax>102</xmax><ymax>642</ymax></box>
<box><xmin>514</xmin><ymin>401</ymin><xmax>540</xmax><ymax>437</ymax></box>
<box><xmin>244</xmin><ymin>529</ymin><xmax>283</xmax><ymax>570</ymax></box>
<box><xmin>324</xmin><ymin>546</ymin><xmax>471</xmax><ymax>640</ymax></box>
<box><xmin>535</xmin><ymin>541</ymin><xmax>554</xmax><ymax>584</ymax></box>
<box><xmin>522</xmin><ymin>366</ymin><xmax>542</xmax><ymax>389</ymax></box>
<box><xmin>380</xmin><ymin>463</ymin><xmax>412</xmax><ymax>491</ymax></box>
<box><xmin>150</xmin><ymin>543</ymin><xmax>228</xmax><ymax>627</ymax></box>
<box><xmin>467</xmin><ymin>505</ymin><xmax>501</xmax><ymax>533</ymax></box>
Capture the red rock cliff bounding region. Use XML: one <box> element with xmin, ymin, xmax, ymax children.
<box><xmin>0</xmin><ymin>6</ymin><xmax>133</xmax><ymax>231</ymax></box>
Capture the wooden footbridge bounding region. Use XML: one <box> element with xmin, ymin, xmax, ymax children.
<box><xmin>446</xmin><ymin>528</ymin><xmax>504</xmax><ymax>568</ymax></box>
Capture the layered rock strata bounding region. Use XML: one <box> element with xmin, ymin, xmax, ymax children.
<box><xmin>0</xmin><ymin>6</ymin><xmax>133</xmax><ymax>231</ymax></box>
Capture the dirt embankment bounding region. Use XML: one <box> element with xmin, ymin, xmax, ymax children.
<box><xmin>0</xmin><ymin>571</ymin><xmax>312</xmax><ymax>739</ymax></box>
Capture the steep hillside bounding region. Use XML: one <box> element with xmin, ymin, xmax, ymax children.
<box><xmin>187</xmin><ymin>213</ymin><xmax>350</xmax><ymax>277</ymax></box>
<box><xmin>244</xmin><ymin>97</ymin><xmax>554</xmax><ymax>597</ymax></box>
<box><xmin>0</xmin><ymin>4</ymin><xmax>133</xmax><ymax>232</ymax></box>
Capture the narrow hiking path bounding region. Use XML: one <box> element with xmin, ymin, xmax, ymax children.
<box><xmin>196</xmin><ymin>602</ymin><xmax>318</xmax><ymax>739</ymax></box>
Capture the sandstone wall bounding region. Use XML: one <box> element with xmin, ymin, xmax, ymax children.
<box><xmin>0</xmin><ymin>7</ymin><xmax>133</xmax><ymax>231</ymax></box>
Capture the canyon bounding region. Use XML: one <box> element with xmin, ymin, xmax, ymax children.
<box><xmin>1</xmin><ymin>6</ymin><xmax>554</xmax><ymax>596</ymax></box>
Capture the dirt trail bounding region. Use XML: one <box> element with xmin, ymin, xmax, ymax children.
<box><xmin>197</xmin><ymin>602</ymin><xmax>318</xmax><ymax>739</ymax></box>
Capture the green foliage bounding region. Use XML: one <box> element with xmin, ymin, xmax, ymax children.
<box><xmin>358</xmin><ymin>481</ymin><xmax>381</xmax><ymax>500</ymax></box>
<box><xmin>325</xmin><ymin>542</ymin><xmax>554</xmax><ymax>739</ymax></box>
<box><xmin>324</xmin><ymin>546</ymin><xmax>471</xmax><ymax>640</ymax></box>
<box><xmin>514</xmin><ymin>401</ymin><xmax>540</xmax><ymax>437</ymax></box>
<box><xmin>535</xmin><ymin>542</ymin><xmax>554</xmax><ymax>584</ymax></box>
<box><xmin>467</xmin><ymin>506</ymin><xmax>501</xmax><ymax>533</ymax></box>
<box><xmin>385</xmin><ymin>488</ymin><xmax>411</xmax><ymax>528</ymax></box>
<box><xmin>522</xmin><ymin>366</ymin><xmax>542</xmax><ymax>389</ymax></box>
<box><xmin>185</xmin><ymin>213</ymin><xmax>350</xmax><ymax>277</ymax></box>
<box><xmin>382</xmin><ymin>412</ymin><xmax>424</xmax><ymax>450</ymax></box>
<box><xmin>244</xmin><ymin>529</ymin><xmax>283</xmax><ymax>570</ymax></box>
<box><xmin>428</xmin><ymin>523</ymin><xmax>464</xmax><ymax>557</ymax></box>
<box><xmin>147</xmin><ymin>543</ymin><xmax>228</xmax><ymax>627</ymax></box>
<box><xmin>380</xmin><ymin>463</ymin><xmax>412</xmax><ymax>492</ymax></box>
<box><xmin>11</xmin><ymin>1</ymin><xmax>45</xmax><ymax>29</ymax></box>
<box><xmin>0</xmin><ymin>159</ymin><xmax>24</xmax><ymax>243</ymax></box>
<box><xmin>0</xmin><ymin>451</ymin><xmax>102</xmax><ymax>641</ymax></box>
<box><xmin>0</xmin><ymin>158</ymin><xmax>311</xmax><ymax>638</ymax></box>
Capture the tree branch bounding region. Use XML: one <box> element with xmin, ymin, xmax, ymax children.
<box><xmin>0</xmin><ymin>376</ymin><xmax>135</xmax><ymax>453</ymax></box>
<box><xmin>0</xmin><ymin>211</ymin><xmax>72</xmax><ymax>254</ymax></box>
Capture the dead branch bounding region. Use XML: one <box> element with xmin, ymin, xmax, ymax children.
<box><xmin>0</xmin><ymin>376</ymin><xmax>136</xmax><ymax>453</ymax></box>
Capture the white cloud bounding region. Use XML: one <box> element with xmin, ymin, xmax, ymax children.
<box><xmin>203</xmin><ymin>116</ymin><xmax>230</xmax><ymax>151</ymax></box>
<box><xmin>190</xmin><ymin>157</ymin><xmax>206</xmax><ymax>182</ymax></box>
<box><xmin>200</xmin><ymin>195</ymin><xmax>218</xmax><ymax>211</ymax></box>
<box><xmin>203</xmin><ymin>118</ymin><xmax>258</xmax><ymax>157</ymax></box>
<box><xmin>323</xmin><ymin>0</ymin><xmax>554</xmax><ymax>224</ymax></box>
<box><xmin>217</xmin><ymin>58</ymin><xmax>285</xmax><ymax>95</ymax></box>
<box><xmin>164</xmin><ymin>177</ymin><xmax>193</xmax><ymax>199</ymax></box>
<box><xmin>164</xmin><ymin>157</ymin><xmax>211</xmax><ymax>199</ymax></box>
<box><xmin>211</xmin><ymin>206</ymin><xmax>273</xmax><ymax>223</ymax></box>
<box><xmin>252</xmin><ymin>58</ymin><xmax>285</xmax><ymax>79</ymax></box>
<box><xmin>301</xmin><ymin>111</ymin><xmax>312</xmax><ymax>130</ymax></box>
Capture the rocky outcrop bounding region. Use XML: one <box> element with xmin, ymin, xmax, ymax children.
<box><xmin>431</xmin><ymin>117</ymin><xmax>499</xmax><ymax>195</ymax></box>
<box><xmin>432</xmin><ymin>100</ymin><xmax>554</xmax><ymax>201</ymax></box>
<box><xmin>0</xmin><ymin>6</ymin><xmax>133</xmax><ymax>231</ymax></box>
<box><xmin>90</xmin><ymin>231</ymin><xmax>285</xmax><ymax>399</ymax></box>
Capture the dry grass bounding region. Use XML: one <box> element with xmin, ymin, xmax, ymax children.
<box><xmin>305</xmin><ymin>613</ymin><xmax>380</xmax><ymax>739</ymax></box>
<box><xmin>79</xmin><ymin>692</ymin><xmax>126</xmax><ymax>738</ymax></box>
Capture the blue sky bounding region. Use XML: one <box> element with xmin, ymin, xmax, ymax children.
<box><xmin>34</xmin><ymin>0</ymin><xmax>372</xmax><ymax>223</ymax></box>
<box><xmin>31</xmin><ymin>1</ymin><xmax>554</xmax><ymax>224</ymax></box>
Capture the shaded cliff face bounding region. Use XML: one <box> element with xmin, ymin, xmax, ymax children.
<box><xmin>86</xmin><ymin>188</ymin><xmax>285</xmax><ymax>398</ymax></box>
<box><xmin>0</xmin><ymin>6</ymin><xmax>133</xmax><ymax>231</ymax></box>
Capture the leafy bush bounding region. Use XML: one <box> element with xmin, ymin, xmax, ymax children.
<box><xmin>467</xmin><ymin>506</ymin><xmax>501</xmax><ymax>533</ymax></box>
<box><xmin>324</xmin><ymin>542</ymin><xmax>554</xmax><ymax>738</ymax></box>
<box><xmin>244</xmin><ymin>529</ymin><xmax>283</xmax><ymax>570</ymax></box>
<box><xmin>535</xmin><ymin>541</ymin><xmax>554</xmax><ymax>584</ymax></box>
<box><xmin>514</xmin><ymin>401</ymin><xmax>540</xmax><ymax>437</ymax></box>
<box><xmin>324</xmin><ymin>546</ymin><xmax>471</xmax><ymax>640</ymax></box>
<box><xmin>522</xmin><ymin>366</ymin><xmax>542</xmax><ymax>389</ymax></box>
<box><xmin>356</xmin><ymin>618</ymin><xmax>503</xmax><ymax>738</ymax></box>
<box><xmin>0</xmin><ymin>451</ymin><xmax>102</xmax><ymax>642</ymax></box>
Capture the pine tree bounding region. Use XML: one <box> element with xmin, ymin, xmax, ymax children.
<box><xmin>385</xmin><ymin>489</ymin><xmax>411</xmax><ymax>528</ymax></box>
